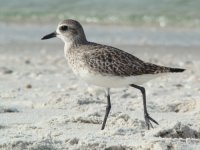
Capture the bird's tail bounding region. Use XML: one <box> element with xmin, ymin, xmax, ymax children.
<box><xmin>144</xmin><ymin>63</ymin><xmax>185</xmax><ymax>74</ymax></box>
<box><xmin>169</xmin><ymin>67</ymin><xmax>185</xmax><ymax>73</ymax></box>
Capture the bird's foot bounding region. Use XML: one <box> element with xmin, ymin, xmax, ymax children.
<box><xmin>144</xmin><ymin>113</ymin><xmax>159</xmax><ymax>130</ymax></box>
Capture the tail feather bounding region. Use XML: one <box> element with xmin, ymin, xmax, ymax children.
<box><xmin>145</xmin><ymin>63</ymin><xmax>185</xmax><ymax>74</ymax></box>
<box><xmin>169</xmin><ymin>68</ymin><xmax>185</xmax><ymax>73</ymax></box>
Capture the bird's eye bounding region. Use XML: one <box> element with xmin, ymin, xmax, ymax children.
<box><xmin>59</xmin><ymin>25</ymin><xmax>68</xmax><ymax>31</ymax></box>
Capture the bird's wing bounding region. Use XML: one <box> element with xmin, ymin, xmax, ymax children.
<box><xmin>82</xmin><ymin>43</ymin><xmax>166</xmax><ymax>77</ymax></box>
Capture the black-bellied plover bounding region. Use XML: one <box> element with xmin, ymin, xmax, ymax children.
<box><xmin>41</xmin><ymin>19</ymin><xmax>185</xmax><ymax>130</ymax></box>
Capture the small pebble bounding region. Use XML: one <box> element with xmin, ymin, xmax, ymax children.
<box><xmin>25</xmin><ymin>60</ymin><xmax>31</xmax><ymax>64</ymax></box>
<box><xmin>26</xmin><ymin>84</ymin><xmax>32</xmax><ymax>89</ymax></box>
<box><xmin>4</xmin><ymin>69</ymin><xmax>13</xmax><ymax>74</ymax></box>
<box><xmin>175</xmin><ymin>84</ymin><xmax>183</xmax><ymax>88</ymax></box>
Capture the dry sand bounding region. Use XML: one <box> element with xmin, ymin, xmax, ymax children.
<box><xmin>0</xmin><ymin>42</ymin><xmax>200</xmax><ymax>149</ymax></box>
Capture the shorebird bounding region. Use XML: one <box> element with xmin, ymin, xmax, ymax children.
<box><xmin>41</xmin><ymin>19</ymin><xmax>185</xmax><ymax>130</ymax></box>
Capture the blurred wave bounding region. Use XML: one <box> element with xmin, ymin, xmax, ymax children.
<box><xmin>0</xmin><ymin>0</ymin><xmax>200</xmax><ymax>27</ymax></box>
<box><xmin>1</xmin><ymin>23</ymin><xmax>200</xmax><ymax>47</ymax></box>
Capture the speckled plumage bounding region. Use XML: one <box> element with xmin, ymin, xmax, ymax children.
<box><xmin>43</xmin><ymin>19</ymin><xmax>185</xmax><ymax>83</ymax></box>
<box><xmin>69</xmin><ymin>42</ymin><xmax>172</xmax><ymax>77</ymax></box>
<box><xmin>54</xmin><ymin>19</ymin><xmax>184</xmax><ymax>79</ymax></box>
<box><xmin>42</xmin><ymin>19</ymin><xmax>185</xmax><ymax>130</ymax></box>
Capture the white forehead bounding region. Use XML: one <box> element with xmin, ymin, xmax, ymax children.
<box><xmin>58</xmin><ymin>24</ymin><xmax>67</xmax><ymax>27</ymax></box>
<box><xmin>57</xmin><ymin>24</ymin><xmax>68</xmax><ymax>29</ymax></box>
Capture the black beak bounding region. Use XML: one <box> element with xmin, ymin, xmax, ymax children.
<box><xmin>41</xmin><ymin>31</ymin><xmax>57</xmax><ymax>40</ymax></box>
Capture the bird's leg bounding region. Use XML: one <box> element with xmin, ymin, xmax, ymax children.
<box><xmin>130</xmin><ymin>84</ymin><xmax>159</xmax><ymax>129</ymax></box>
<box><xmin>101</xmin><ymin>88</ymin><xmax>111</xmax><ymax>130</ymax></box>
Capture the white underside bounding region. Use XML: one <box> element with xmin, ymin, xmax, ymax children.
<box><xmin>73</xmin><ymin>68</ymin><xmax>165</xmax><ymax>88</ymax></box>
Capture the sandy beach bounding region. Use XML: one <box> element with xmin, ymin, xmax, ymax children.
<box><xmin>0</xmin><ymin>22</ymin><xmax>200</xmax><ymax>149</ymax></box>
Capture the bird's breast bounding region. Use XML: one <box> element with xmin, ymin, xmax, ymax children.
<box><xmin>64</xmin><ymin>49</ymin><xmax>86</xmax><ymax>77</ymax></box>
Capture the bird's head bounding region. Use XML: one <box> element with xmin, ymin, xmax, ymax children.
<box><xmin>41</xmin><ymin>19</ymin><xmax>87</xmax><ymax>45</ymax></box>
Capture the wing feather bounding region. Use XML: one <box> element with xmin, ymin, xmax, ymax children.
<box><xmin>83</xmin><ymin>43</ymin><xmax>152</xmax><ymax>76</ymax></box>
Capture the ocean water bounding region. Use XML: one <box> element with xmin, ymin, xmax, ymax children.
<box><xmin>1</xmin><ymin>0</ymin><xmax>200</xmax><ymax>47</ymax></box>
<box><xmin>0</xmin><ymin>23</ymin><xmax>200</xmax><ymax>47</ymax></box>
<box><xmin>0</xmin><ymin>0</ymin><xmax>200</xmax><ymax>27</ymax></box>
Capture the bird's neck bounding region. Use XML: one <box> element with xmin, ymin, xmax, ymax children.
<box><xmin>64</xmin><ymin>38</ymin><xmax>87</xmax><ymax>52</ymax></box>
<box><xmin>72</xmin><ymin>34</ymin><xmax>88</xmax><ymax>47</ymax></box>
<box><xmin>64</xmin><ymin>31</ymin><xmax>88</xmax><ymax>55</ymax></box>
<box><xmin>64</xmin><ymin>41</ymin><xmax>73</xmax><ymax>52</ymax></box>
